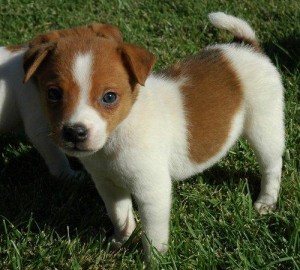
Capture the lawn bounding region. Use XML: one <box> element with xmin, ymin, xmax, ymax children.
<box><xmin>0</xmin><ymin>0</ymin><xmax>299</xmax><ymax>269</ymax></box>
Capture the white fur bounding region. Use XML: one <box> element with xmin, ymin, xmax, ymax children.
<box><xmin>221</xmin><ymin>45</ymin><xmax>284</xmax><ymax>213</ymax></box>
<box><xmin>67</xmin><ymin>53</ymin><xmax>108</xmax><ymax>156</ymax></box>
<box><xmin>0</xmin><ymin>46</ymin><xmax>77</xmax><ymax>178</ymax></box>
<box><xmin>208</xmin><ymin>12</ymin><xmax>256</xmax><ymax>41</ymax></box>
<box><xmin>78</xmin><ymin>14</ymin><xmax>284</xmax><ymax>259</ymax></box>
<box><xmin>72</xmin><ymin>53</ymin><xmax>93</xmax><ymax>103</ymax></box>
<box><xmin>80</xmin><ymin>45</ymin><xmax>284</xmax><ymax>257</ymax></box>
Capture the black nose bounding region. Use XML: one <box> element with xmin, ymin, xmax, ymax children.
<box><xmin>62</xmin><ymin>124</ymin><xmax>88</xmax><ymax>143</ymax></box>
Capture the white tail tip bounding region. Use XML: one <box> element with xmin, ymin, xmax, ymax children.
<box><xmin>208</xmin><ymin>12</ymin><xmax>256</xmax><ymax>42</ymax></box>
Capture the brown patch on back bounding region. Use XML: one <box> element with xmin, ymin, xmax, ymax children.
<box><xmin>162</xmin><ymin>48</ymin><xmax>243</xmax><ymax>164</ymax></box>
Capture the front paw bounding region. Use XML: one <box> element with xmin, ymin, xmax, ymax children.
<box><xmin>108</xmin><ymin>234</ymin><xmax>130</xmax><ymax>250</ymax></box>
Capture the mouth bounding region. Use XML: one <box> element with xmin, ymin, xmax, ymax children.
<box><xmin>60</xmin><ymin>142</ymin><xmax>98</xmax><ymax>157</ymax></box>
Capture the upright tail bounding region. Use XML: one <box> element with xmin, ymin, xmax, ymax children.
<box><xmin>208</xmin><ymin>12</ymin><xmax>261</xmax><ymax>52</ymax></box>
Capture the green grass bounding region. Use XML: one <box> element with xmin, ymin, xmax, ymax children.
<box><xmin>0</xmin><ymin>0</ymin><xmax>299</xmax><ymax>269</ymax></box>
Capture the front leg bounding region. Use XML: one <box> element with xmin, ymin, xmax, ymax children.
<box><xmin>18</xmin><ymin>83</ymin><xmax>82</xmax><ymax>180</ymax></box>
<box><xmin>92</xmin><ymin>177</ymin><xmax>136</xmax><ymax>247</ymax></box>
<box><xmin>133</xmin><ymin>172</ymin><xmax>172</xmax><ymax>259</ymax></box>
<box><xmin>24</xmin><ymin>121</ymin><xmax>81</xmax><ymax>179</ymax></box>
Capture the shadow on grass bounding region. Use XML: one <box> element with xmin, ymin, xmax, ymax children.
<box><xmin>203</xmin><ymin>166</ymin><xmax>261</xmax><ymax>199</ymax></box>
<box><xmin>263</xmin><ymin>35</ymin><xmax>300</xmax><ymax>72</ymax></box>
<box><xmin>0</xmin><ymin>135</ymin><xmax>112</xmax><ymax>242</ymax></box>
<box><xmin>0</xmin><ymin>135</ymin><xmax>262</xmax><ymax>237</ymax></box>
<box><xmin>0</xmin><ymin>145</ymin><xmax>264</xmax><ymax>259</ymax></box>
<box><xmin>180</xmin><ymin>163</ymin><xmax>262</xmax><ymax>204</ymax></box>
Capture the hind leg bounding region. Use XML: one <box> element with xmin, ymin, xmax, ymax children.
<box><xmin>244</xmin><ymin>101</ymin><xmax>284</xmax><ymax>214</ymax></box>
<box><xmin>253</xmin><ymin>154</ymin><xmax>283</xmax><ymax>214</ymax></box>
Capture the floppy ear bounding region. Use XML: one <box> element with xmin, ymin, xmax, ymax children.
<box><xmin>88</xmin><ymin>23</ymin><xmax>123</xmax><ymax>42</ymax></box>
<box><xmin>119</xmin><ymin>43</ymin><xmax>156</xmax><ymax>86</ymax></box>
<box><xmin>23</xmin><ymin>42</ymin><xmax>56</xmax><ymax>83</ymax></box>
<box><xmin>28</xmin><ymin>31</ymin><xmax>61</xmax><ymax>48</ymax></box>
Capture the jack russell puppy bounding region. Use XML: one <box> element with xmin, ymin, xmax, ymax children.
<box><xmin>23</xmin><ymin>12</ymin><xmax>284</xmax><ymax>258</ymax></box>
<box><xmin>0</xmin><ymin>23</ymin><xmax>122</xmax><ymax>179</ymax></box>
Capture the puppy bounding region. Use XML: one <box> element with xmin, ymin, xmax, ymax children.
<box><xmin>23</xmin><ymin>12</ymin><xmax>284</xmax><ymax>258</ymax></box>
<box><xmin>0</xmin><ymin>23</ymin><xmax>122</xmax><ymax>179</ymax></box>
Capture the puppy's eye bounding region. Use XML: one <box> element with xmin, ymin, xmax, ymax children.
<box><xmin>47</xmin><ymin>87</ymin><xmax>63</xmax><ymax>102</ymax></box>
<box><xmin>101</xmin><ymin>92</ymin><xmax>118</xmax><ymax>105</ymax></box>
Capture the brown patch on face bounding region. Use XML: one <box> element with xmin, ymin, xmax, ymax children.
<box><xmin>22</xmin><ymin>22</ymin><xmax>124</xmax><ymax>142</ymax></box>
<box><xmin>162</xmin><ymin>49</ymin><xmax>243</xmax><ymax>164</ymax></box>
<box><xmin>88</xmin><ymin>39</ymin><xmax>155</xmax><ymax>134</ymax></box>
<box><xmin>6</xmin><ymin>44</ymin><xmax>27</xmax><ymax>53</ymax></box>
<box><xmin>23</xmin><ymin>23</ymin><xmax>123</xmax><ymax>83</ymax></box>
<box><xmin>33</xmin><ymin>40</ymin><xmax>82</xmax><ymax>141</ymax></box>
<box><xmin>24</xmin><ymin>34</ymin><xmax>155</xmax><ymax>152</ymax></box>
<box><xmin>89</xmin><ymin>42</ymin><xmax>138</xmax><ymax>134</ymax></box>
<box><xmin>29</xmin><ymin>23</ymin><xmax>122</xmax><ymax>48</ymax></box>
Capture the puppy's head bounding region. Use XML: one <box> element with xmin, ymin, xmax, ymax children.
<box><xmin>23</xmin><ymin>24</ymin><xmax>155</xmax><ymax>157</ymax></box>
